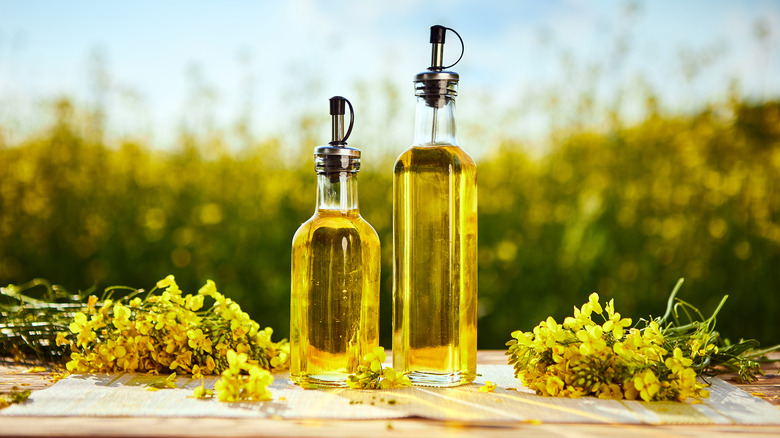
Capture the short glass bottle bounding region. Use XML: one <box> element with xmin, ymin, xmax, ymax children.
<box><xmin>290</xmin><ymin>98</ymin><xmax>381</xmax><ymax>387</ymax></box>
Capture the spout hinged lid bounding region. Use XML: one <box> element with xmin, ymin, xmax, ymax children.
<box><xmin>314</xmin><ymin>96</ymin><xmax>360</xmax><ymax>173</ymax></box>
<box><xmin>414</xmin><ymin>25</ymin><xmax>463</xmax><ymax>84</ymax></box>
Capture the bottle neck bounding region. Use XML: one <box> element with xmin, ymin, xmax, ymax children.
<box><xmin>412</xmin><ymin>96</ymin><xmax>458</xmax><ymax>146</ymax></box>
<box><xmin>316</xmin><ymin>172</ymin><xmax>359</xmax><ymax>212</ymax></box>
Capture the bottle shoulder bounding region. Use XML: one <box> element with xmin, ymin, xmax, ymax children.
<box><xmin>292</xmin><ymin>218</ymin><xmax>315</xmax><ymax>246</ymax></box>
<box><xmin>394</xmin><ymin>145</ymin><xmax>477</xmax><ymax>174</ymax></box>
<box><xmin>293</xmin><ymin>211</ymin><xmax>379</xmax><ymax>245</ymax></box>
<box><xmin>354</xmin><ymin>216</ymin><xmax>380</xmax><ymax>243</ymax></box>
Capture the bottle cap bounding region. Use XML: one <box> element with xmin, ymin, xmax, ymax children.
<box><xmin>315</xmin><ymin>96</ymin><xmax>360</xmax><ymax>175</ymax></box>
<box><xmin>414</xmin><ymin>25</ymin><xmax>464</xmax><ymax>108</ymax></box>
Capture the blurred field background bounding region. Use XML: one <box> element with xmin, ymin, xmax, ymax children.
<box><xmin>1</xmin><ymin>1</ymin><xmax>779</xmax><ymax>348</ymax></box>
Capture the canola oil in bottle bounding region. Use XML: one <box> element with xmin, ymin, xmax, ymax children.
<box><xmin>290</xmin><ymin>96</ymin><xmax>381</xmax><ymax>387</ymax></box>
<box><xmin>393</xmin><ymin>25</ymin><xmax>477</xmax><ymax>386</ymax></box>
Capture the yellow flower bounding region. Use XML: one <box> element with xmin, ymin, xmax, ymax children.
<box><xmin>231</xmin><ymin>323</ymin><xmax>249</xmax><ymax>340</ymax></box>
<box><xmin>154</xmin><ymin>310</ymin><xmax>178</xmax><ymax>331</ymax></box>
<box><xmin>112</xmin><ymin>304</ymin><xmax>132</xmax><ymax>331</ymax></box>
<box><xmin>205</xmin><ymin>355</ymin><xmax>217</xmax><ymax>373</ymax></box>
<box><xmin>602</xmin><ymin>311</ymin><xmax>632</xmax><ymax>339</ymax></box>
<box><xmin>98</xmin><ymin>299</ymin><xmax>113</xmax><ymax>317</ymax></box>
<box><xmin>227</xmin><ymin>349</ymin><xmax>248</xmax><ymax>374</ymax></box>
<box><xmin>633</xmin><ymin>370</ymin><xmax>661</xmax><ymax>402</ymax></box>
<box><xmin>665</xmin><ymin>347</ymin><xmax>693</xmax><ymax>375</ymax></box>
<box><xmin>68</xmin><ymin>312</ymin><xmax>87</xmax><ymax>334</ymax></box>
<box><xmin>576</xmin><ymin>325</ymin><xmax>607</xmax><ymax>356</ymax></box>
<box><xmin>214</xmin><ymin>359</ymin><xmax>273</xmax><ymax>402</ymax></box>
<box><xmin>214</xmin><ymin>373</ymin><xmax>235</xmax><ymax>402</ymax></box>
<box><xmin>156</xmin><ymin>275</ymin><xmax>176</xmax><ymax>290</ymax></box>
<box><xmin>55</xmin><ymin>331</ymin><xmax>69</xmax><ymax>347</ymax></box>
<box><xmin>187</xmin><ymin>328</ymin><xmax>213</xmax><ymax>353</ymax></box>
<box><xmin>542</xmin><ymin>317</ymin><xmax>568</xmax><ymax>345</ymax></box>
<box><xmin>367</xmin><ymin>346</ymin><xmax>387</xmax><ymax>362</ymax></box>
<box><xmin>135</xmin><ymin>318</ymin><xmax>153</xmax><ymax>335</ymax></box>
<box><xmin>170</xmin><ymin>350</ymin><xmax>193</xmax><ymax>371</ymax></box>
<box><xmin>563</xmin><ymin>315</ymin><xmax>583</xmax><ymax>331</ymax></box>
<box><xmin>479</xmin><ymin>381</ymin><xmax>498</xmax><ymax>393</ymax></box>
<box><xmin>193</xmin><ymin>385</ymin><xmax>214</xmax><ymax>399</ymax></box>
<box><xmin>66</xmin><ymin>352</ymin><xmax>87</xmax><ymax>372</ymax></box>
<box><xmin>87</xmin><ymin>295</ymin><xmax>99</xmax><ymax>313</ymax></box>
<box><xmin>68</xmin><ymin>313</ymin><xmax>97</xmax><ymax>347</ymax></box>
<box><xmin>184</xmin><ymin>294</ymin><xmax>204</xmax><ymax>311</ymax></box>
<box><xmin>597</xmin><ymin>383</ymin><xmax>623</xmax><ymax>400</ymax></box>
<box><xmin>197</xmin><ymin>279</ymin><xmax>217</xmax><ymax>297</ymax></box>
<box><xmin>511</xmin><ymin>330</ymin><xmax>533</xmax><ymax>346</ymax></box>
<box><xmin>544</xmin><ymin>375</ymin><xmax>565</xmax><ymax>396</ymax></box>
<box><xmin>588</xmin><ymin>293</ymin><xmax>603</xmax><ymax>314</ymax></box>
<box><xmin>161</xmin><ymin>290</ymin><xmax>185</xmax><ymax>306</ymax></box>
<box><xmin>347</xmin><ymin>346</ymin><xmax>404</xmax><ymax>389</ymax></box>
<box><xmin>220</xmin><ymin>301</ymin><xmax>240</xmax><ymax>322</ymax></box>
<box><xmin>246</xmin><ymin>366</ymin><xmax>273</xmax><ymax>401</ymax></box>
<box><xmin>380</xmin><ymin>367</ymin><xmax>411</xmax><ymax>389</ymax></box>
<box><xmin>579</xmin><ymin>302</ymin><xmax>593</xmax><ymax>318</ymax></box>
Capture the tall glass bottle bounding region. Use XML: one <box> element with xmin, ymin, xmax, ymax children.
<box><xmin>291</xmin><ymin>96</ymin><xmax>381</xmax><ymax>387</ymax></box>
<box><xmin>393</xmin><ymin>26</ymin><xmax>477</xmax><ymax>386</ymax></box>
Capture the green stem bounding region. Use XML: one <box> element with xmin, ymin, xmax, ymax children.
<box><xmin>659</xmin><ymin>278</ymin><xmax>685</xmax><ymax>325</ymax></box>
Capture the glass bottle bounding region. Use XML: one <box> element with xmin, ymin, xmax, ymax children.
<box><xmin>393</xmin><ymin>25</ymin><xmax>478</xmax><ymax>387</ymax></box>
<box><xmin>290</xmin><ymin>96</ymin><xmax>381</xmax><ymax>387</ymax></box>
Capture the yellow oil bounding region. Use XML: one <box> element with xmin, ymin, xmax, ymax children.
<box><xmin>290</xmin><ymin>210</ymin><xmax>380</xmax><ymax>387</ymax></box>
<box><xmin>393</xmin><ymin>144</ymin><xmax>478</xmax><ymax>386</ymax></box>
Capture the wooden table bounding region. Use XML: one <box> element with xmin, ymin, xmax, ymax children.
<box><xmin>1</xmin><ymin>351</ymin><xmax>778</xmax><ymax>437</ymax></box>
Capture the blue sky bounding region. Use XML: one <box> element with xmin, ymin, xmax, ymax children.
<box><xmin>0</xmin><ymin>0</ymin><xmax>778</xmax><ymax>155</ymax></box>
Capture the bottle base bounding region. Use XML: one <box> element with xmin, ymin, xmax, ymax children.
<box><xmin>407</xmin><ymin>370</ymin><xmax>475</xmax><ymax>387</ymax></box>
<box><xmin>290</xmin><ymin>373</ymin><xmax>350</xmax><ymax>388</ymax></box>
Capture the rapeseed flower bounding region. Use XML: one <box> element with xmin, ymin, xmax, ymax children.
<box><xmin>53</xmin><ymin>276</ymin><xmax>286</xmax><ymax>402</ymax></box>
<box><xmin>506</xmin><ymin>282</ymin><xmax>714</xmax><ymax>402</ymax></box>
<box><xmin>479</xmin><ymin>381</ymin><xmax>497</xmax><ymax>393</ymax></box>
<box><xmin>347</xmin><ymin>346</ymin><xmax>411</xmax><ymax>389</ymax></box>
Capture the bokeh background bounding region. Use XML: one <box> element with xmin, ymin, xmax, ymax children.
<box><xmin>1</xmin><ymin>1</ymin><xmax>778</xmax><ymax>349</ymax></box>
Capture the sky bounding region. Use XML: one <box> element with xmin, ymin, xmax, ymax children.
<box><xmin>0</xmin><ymin>0</ymin><xmax>778</xmax><ymax>157</ymax></box>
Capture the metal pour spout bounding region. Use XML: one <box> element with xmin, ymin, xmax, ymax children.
<box><xmin>316</xmin><ymin>96</ymin><xmax>360</xmax><ymax>182</ymax></box>
<box><xmin>330</xmin><ymin>96</ymin><xmax>347</xmax><ymax>145</ymax></box>
<box><xmin>430</xmin><ymin>25</ymin><xmax>447</xmax><ymax>71</ymax></box>
<box><xmin>417</xmin><ymin>25</ymin><xmax>463</xmax><ymax>143</ymax></box>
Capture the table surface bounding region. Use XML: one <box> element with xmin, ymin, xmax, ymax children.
<box><xmin>1</xmin><ymin>351</ymin><xmax>778</xmax><ymax>438</ymax></box>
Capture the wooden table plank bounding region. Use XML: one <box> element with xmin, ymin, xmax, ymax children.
<box><xmin>2</xmin><ymin>416</ymin><xmax>780</xmax><ymax>438</ymax></box>
<box><xmin>2</xmin><ymin>351</ymin><xmax>779</xmax><ymax>437</ymax></box>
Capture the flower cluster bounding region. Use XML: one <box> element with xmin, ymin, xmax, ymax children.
<box><xmin>56</xmin><ymin>276</ymin><xmax>288</xmax><ymax>401</ymax></box>
<box><xmin>210</xmin><ymin>349</ymin><xmax>274</xmax><ymax>402</ymax></box>
<box><xmin>506</xmin><ymin>292</ymin><xmax>713</xmax><ymax>402</ymax></box>
<box><xmin>347</xmin><ymin>347</ymin><xmax>411</xmax><ymax>389</ymax></box>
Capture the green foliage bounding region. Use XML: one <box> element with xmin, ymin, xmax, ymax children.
<box><xmin>1</xmin><ymin>98</ymin><xmax>778</xmax><ymax>349</ymax></box>
<box><xmin>479</xmin><ymin>101</ymin><xmax>780</xmax><ymax>347</ymax></box>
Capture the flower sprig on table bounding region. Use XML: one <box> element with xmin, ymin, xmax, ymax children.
<box><xmin>0</xmin><ymin>386</ymin><xmax>31</xmax><ymax>409</ymax></box>
<box><xmin>1</xmin><ymin>276</ymin><xmax>288</xmax><ymax>402</ymax></box>
<box><xmin>347</xmin><ymin>347</ymin><xmax>411</xmax><ymax>389</ymax></box>
<box><xmin>209</xmin><ymin>349</ymin><xmax>274</xmax><ymax>402</ymax></box>
<box><xmin>60</xmin><ymin>275</ymin><xmax>288</xmax><ymax>377</ymax></box>
<box><xmin>506</xmin><ymin>279</ymin><xmax>778</xmax><ymax>402</ymax></box>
